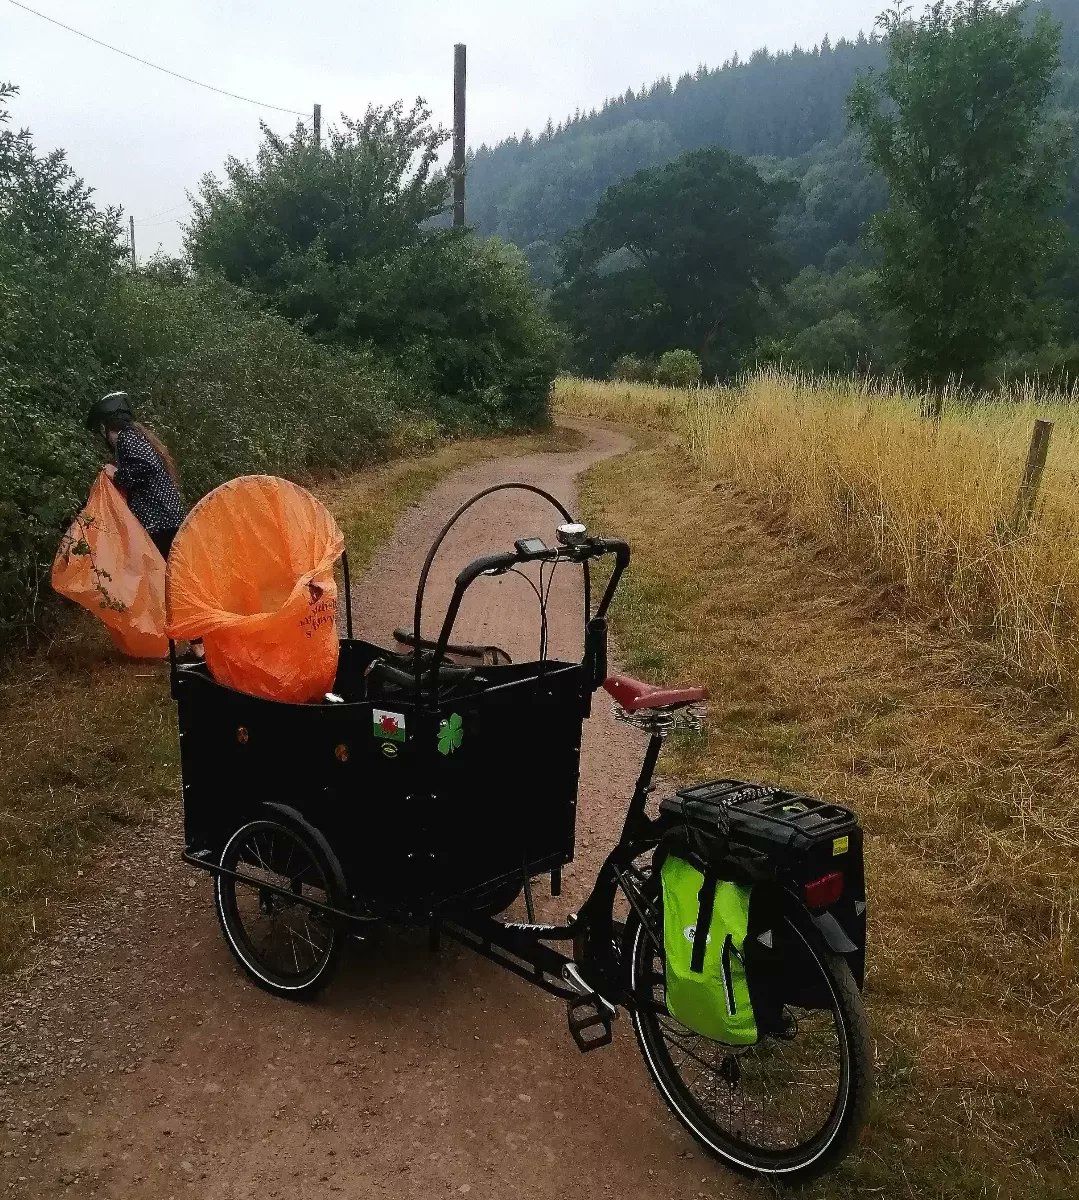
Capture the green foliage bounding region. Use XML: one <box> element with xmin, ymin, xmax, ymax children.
<box><xmin>654</xmin><ymin>350</ymin><xmax>703</xmax><ymax>387</ymax></box>
<box><xmin>0</xmin><ymin>82</ymin><xmax>123</xmax><ymax>644</ymax></box>
<box><xmin>186</xmin><ymin>101</ymin><xmax>449</xmax><ymax>340</ymax></box>
<box><xmin>186</xmin><ymin>104</ymin><xmax>558</xmax><ymax>425</ymax></box>
<box><xmin>757</xmin><ymin>265</ymin><xmax>902</xmax><ymax>373</ymax></box>
<box><xmin>848</xmin><ymin>0</ymin><xmax>1072</xmax><ymax>385</ymax></box>
<box><xmin>364</xmin><ymin>233</ymin><xmax>562</xmax><ymax>430</ymax></box>
<box><xmin>468</xmin><ymin>33</ymin><xmax>893</xmax><ymax>264</ymax></box>
<box><xmin>609</xmin><ymin>353</ymin><xmax>654</xmax><ymax>382</ymax></box>
<box><xmin>0</xmin><ymin>85</ymin><xmax>553</xmax><ymax>650</ymax></box>
<box><xmin>95</xmin><ymin>275</ymin><xmax>419</xmax><ymax>494</ymax></box>
<box><xmin>554</xmin><ymin>148</ymin><xmax>794</xmax><ymax>378</ymax></box>
<box><xmin>464</xmin><ymin>1</ymin><xmax>1079</xmax><ymax>380</ymax></box>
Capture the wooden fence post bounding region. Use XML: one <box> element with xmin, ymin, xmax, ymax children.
<box><xmin>1012</xmin><ymin>418</ymin><xmax>1054</xmax><ymax>533</ymax></box>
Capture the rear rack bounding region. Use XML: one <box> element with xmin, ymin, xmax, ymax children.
<box><xmin>669</xmin><ymin>779</ymin><xmax>856</xmax><ymax>837</ymax></box>
<box><xmin>660</xmin><ymin>779</ymin><xmax>862</xmax><ymax>882</ymax></box>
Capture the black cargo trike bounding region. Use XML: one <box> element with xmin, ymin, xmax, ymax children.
<box><xmin>171</xmin><ymin>483</ymin><xmax>872</xmax><ymax>1183</ymax></box>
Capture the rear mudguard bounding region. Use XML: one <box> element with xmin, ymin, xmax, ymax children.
<box><xmin>811</xmin><ymin>910</ymin><xmax>857</xmax><ymax>954</ymax></box>
<box><xmin>809</xmin><ymin>902</ymin><xmax>866</xmax><ymax>991</ymax></box>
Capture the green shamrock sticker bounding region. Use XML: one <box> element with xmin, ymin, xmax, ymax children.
<box><xmin>437</xmin><ymin>712</ymin><xmax>463</xmax><ymax>755</ymax></box>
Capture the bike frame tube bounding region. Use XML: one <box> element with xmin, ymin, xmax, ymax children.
<box><xmin>447</xmin><ymin>730</ymin><xmax>668</xmax><ymax>1008</ymax></box>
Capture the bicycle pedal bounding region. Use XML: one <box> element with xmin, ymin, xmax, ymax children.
<box><xmin>566</xmin><ymin>997</ymin><xmax>613</xmax><ymax>1053</ymax></box>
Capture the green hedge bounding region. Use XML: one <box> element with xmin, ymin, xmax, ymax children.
<box><xmin>0</xmin><ymin>83</ymin><xmax>557</xmax><ymax>651</ymax></box>
<box><xmin>0</xmin><ymin>272</ymin><xmax>430</xmax><ymax>648</ymax></box>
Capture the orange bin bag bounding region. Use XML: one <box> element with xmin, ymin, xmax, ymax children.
<box><xmin>165</xmin><ymin>476</ymin><xmax>345</xmax><ymax>704</ymax></box>
<box><xmin>51</xmin><ymin>470</ymin><xmax>169</xmax><ymax>659</ymax></box>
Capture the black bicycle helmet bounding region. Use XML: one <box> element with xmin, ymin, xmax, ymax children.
<box><xmin>85</xmin><ymin>391</ymin><xmax>135</xmax><ymax>432</ymax></box>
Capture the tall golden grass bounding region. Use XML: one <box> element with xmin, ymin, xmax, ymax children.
<box><xmin>557</xmin><ymin>370</ymin><xmax>1079</xmax><ymax>698</ymax></box>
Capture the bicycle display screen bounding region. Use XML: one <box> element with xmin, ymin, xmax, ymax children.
<box><xmin>515</xmin><ymin>538</ymin><xmax>548</xmax><ymax>555</ymax></box>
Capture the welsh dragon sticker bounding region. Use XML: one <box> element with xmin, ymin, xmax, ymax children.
<box><xmin>373</xmin><ymin>709</ymin><xmax>406</xmax><ymax>743</ymax></box>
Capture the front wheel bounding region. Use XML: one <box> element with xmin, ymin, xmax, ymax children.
<box><xmin>626</xmin><ymin>900</ymin><xmax>871</xmax><ymax>1183</ymax></box>
<box><xmin>215</xmin><ymin>817</ymin><xmax>342</xmax><ymax>999</ymax></box>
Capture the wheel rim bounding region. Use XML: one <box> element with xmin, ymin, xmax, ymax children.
<box><xmin>632</xmin><ymin>915</ymin><xmax>851</xmax><ymax>1173</ymax></box>
<box><xmin>217</xmin><ymin>822</ymin><xmax>336</xmax><ymax>990</ymax></box>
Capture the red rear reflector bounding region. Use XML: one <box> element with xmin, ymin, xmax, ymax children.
<box><xmin>803</xmin><ymin>871</ymin><xmax>844</xmax><ymax>909</ymax></box>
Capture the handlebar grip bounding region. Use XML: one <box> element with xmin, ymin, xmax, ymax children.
<box><xmin>454</xmin><ymin>551</ymin><xmax>519</xmax><ymax>587</ymax></box>
<box><xmin>593</xmin><ymin>537</ymin><xmax>630</xmax><ymax>568</ymax></box>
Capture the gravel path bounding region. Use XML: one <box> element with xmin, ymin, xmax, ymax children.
<box><xmin>0</xmin><ymin>420</ymin><xmax>742</xmax><ymax>1200</ymax></box>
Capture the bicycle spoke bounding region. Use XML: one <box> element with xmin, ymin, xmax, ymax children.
<box><xmin>221</xmin><ymin>823</ymin><xmax>336</xmax><ymax>987</ymax></box>
<box><xmin>635</xmin><ymin>918</ymin><xmax>851</xmax><ymax>1163</ymax></box>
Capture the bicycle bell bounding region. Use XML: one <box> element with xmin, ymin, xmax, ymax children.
<box><xmin>556</xmin><ymin>522</ymin><xmax>587</xmax><ymax>547</ymax></box>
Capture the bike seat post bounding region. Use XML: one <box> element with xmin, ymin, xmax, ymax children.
<box><xmin>612</xmin><ymin>701</ymin><xmax>704</xmax><ymax>839</ymax></box>
<box><xmin>618</xmin><ymin>727</ymin><xmax>666</xmax><ymax>840</ymax></box>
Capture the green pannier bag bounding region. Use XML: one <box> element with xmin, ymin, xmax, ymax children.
<box><xmin>660</xmin><ymin>854</ymin><xmax>759</xmax><ymax>1045</ymax></box>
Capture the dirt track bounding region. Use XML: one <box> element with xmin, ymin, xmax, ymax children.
<box><xmin>0</xmin><ymin>420</ymin><xmax>744</xmax><ymax>1200</ymax></box>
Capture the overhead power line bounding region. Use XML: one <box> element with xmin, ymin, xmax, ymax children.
<box><xmin>6</xmin><ymin>0</ymin><xmax>307</xmax><ymax>116</ymax></box>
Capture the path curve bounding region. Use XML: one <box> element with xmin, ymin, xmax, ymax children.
<box><xmin>0</xmin><ymin>420</ymin><xmax>744</xmax><ymax>1200</ymax></box>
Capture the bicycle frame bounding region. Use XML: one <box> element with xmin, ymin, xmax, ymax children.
<box><xmin>440</xmin><ymin>726</ymin><xmax>670</xmax><ymax>1012</ymax></box>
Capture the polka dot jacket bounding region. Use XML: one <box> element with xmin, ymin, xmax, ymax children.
<box><xmin>113</xmin><ymin>426</ymin><xmax>187</xmax><ymax>534</ymax></box>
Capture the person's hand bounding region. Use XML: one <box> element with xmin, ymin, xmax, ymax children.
<box><xmin>103</xmin><ymin>464</ymin><xmax>117</xmax><ymax>481</ymax></box>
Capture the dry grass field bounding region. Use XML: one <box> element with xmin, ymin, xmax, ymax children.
<box><xmin>562</xmin><ymin>384</ymin><xmax>1079</xmax><ymax>1198</ymax></box>
<box><xmin>558</xmin><ymin>371</ymin><xmax>1079</xmax><ymax>703</ymax></box>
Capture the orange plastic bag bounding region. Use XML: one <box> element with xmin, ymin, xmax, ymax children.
<box><xmin>166</xmin><ymin>476</ymin><xmax>344</xmax><ymax>704</ymax></box>
<box><xmin>51</xmin><ymin>470</ymin><xmax>169</xmax><ymax>659</ymax></box>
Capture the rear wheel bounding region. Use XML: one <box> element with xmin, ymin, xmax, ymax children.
<box><xmin>626</xmin><ymin>899</ymin><xmax>871</xmax><ymax>1182</ymax></box>
<box><xmin>215</xmin><ymin>818</ymin><xmax>342</xmax><ymax>999</ymax></box>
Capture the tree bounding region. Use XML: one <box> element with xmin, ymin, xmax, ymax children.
<box><xmin>553</xmin><ymin>147</ymin><xmax>795</xmax><ymax>377</ymax></box>
<box><xmin>757</xmin><ymin>264</ymin><xmax>901</xmax><ymax>373</ymax></box>
<box><xmin>848</xmin><ymin>1</ymin><xmax>1072</xmax><ymax>387</ymax></box>
<box><xmin>185</xmin><ymin>100</ymin><xmax>450</xmax><ymax>343</ymax></box>
<box><xmin>185</xmin><ymin>101</ymin><xmax>559</xmax><ymax>424</ymax></box>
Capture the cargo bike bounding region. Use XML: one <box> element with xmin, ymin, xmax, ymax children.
<box><xmin>171</xmin><ymin>483</ymin><xmax>872</xmax><ymax>1183</ymax></box>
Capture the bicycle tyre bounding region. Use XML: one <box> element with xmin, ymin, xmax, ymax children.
<box><xmin>215</xmin><ymin>817</ymin><xmax>342</xmax><ymax>1000</ymax></box>
<box><xmin>625</xmin><ymin>897</ymin><xmax>871</xmax><ymax>1183</ymax></box>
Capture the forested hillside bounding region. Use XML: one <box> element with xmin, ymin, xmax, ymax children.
<box><xmin>469</xmin><ymin>0</ymin><xmax>1079</xmax><ymax>294</ymax></box>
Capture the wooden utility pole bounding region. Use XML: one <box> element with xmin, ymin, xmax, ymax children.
<box><xmin>1012</xmin><ymin>418</ymin><xmax>1054</xmax><ymax>533</ymax></box>
<box><xmin>453</xmin><ymin>43</ymin><xmax>466</xmax><ymax>227</ymax></box>
<box><xmin>313</xmin><ymin>102</ymin><xmax>321</xmax><ymax>148</ymax></box>
<box><xmin>128</xmin><ymin>215</ymin><xmax>136</xmax><ymax>268</ymax></box>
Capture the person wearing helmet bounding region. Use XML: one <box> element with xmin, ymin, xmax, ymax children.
<box><xmin>85</xmin><ymin>392</ymin><xmax>203</xmax><ymax>663</ymax></box>
<box><xmin>84</xmin><ymin>392</ymin><xmax>186</xmax><ymax>560</ymax></box>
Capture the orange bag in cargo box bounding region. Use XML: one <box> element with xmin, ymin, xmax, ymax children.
<box><xmin>166</xmin><ymin>476</ymin><xmax>345</xmax><ymax>704</ymax></box>
<box><xmin>51</xmin><ymin>469</ymin><xmax>169</xmax><ymax>659</ymax></box>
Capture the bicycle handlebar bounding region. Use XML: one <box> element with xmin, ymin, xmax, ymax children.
<box><xmin>417</xmin><ymin>536</ymin><xmax>630</xmax><ymax>705</ymax></box>
<box><xmin>454</xmin><ymin>537</ymin><xmax>629</xmax><ymax>590</ymax></box>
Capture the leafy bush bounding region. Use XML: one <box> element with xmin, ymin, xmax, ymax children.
<box><xmin>0</xmin><ymin>82</ymin><xmax>122</xmax><ymax>646</ymax></box>
<box><xmin>654</xmin><ymin>349</ymin><xmax>703</xmax><ymax>387</ymax></box>
<box><xmin>186</xmin><ymin>107</ymin><xmax>559</xmax><ymax>427</ymax></box>
<box><xmin>96</xmin><ymin>276</ymin><xmax>420</xmax><ymax>491</ymax></box>
<box><xmin>377</xmin><ymin>233</ymin><xmax>561</xmax><ymax>430</ymax></box>
<box><xmin>609</xmin><ymin>353</ymin><xmax>653</xmax><ymax>382</ymax></box>
<box><xmin>0</xmin><ymin>85</ymin><xmax>554</xmax><ymax>650</ymax></box>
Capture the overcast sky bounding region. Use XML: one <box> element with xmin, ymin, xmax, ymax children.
<box><xmin>4</xmin><ymin>0</ymin><xmax>886</xmax><ymax>256</ymax></box>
